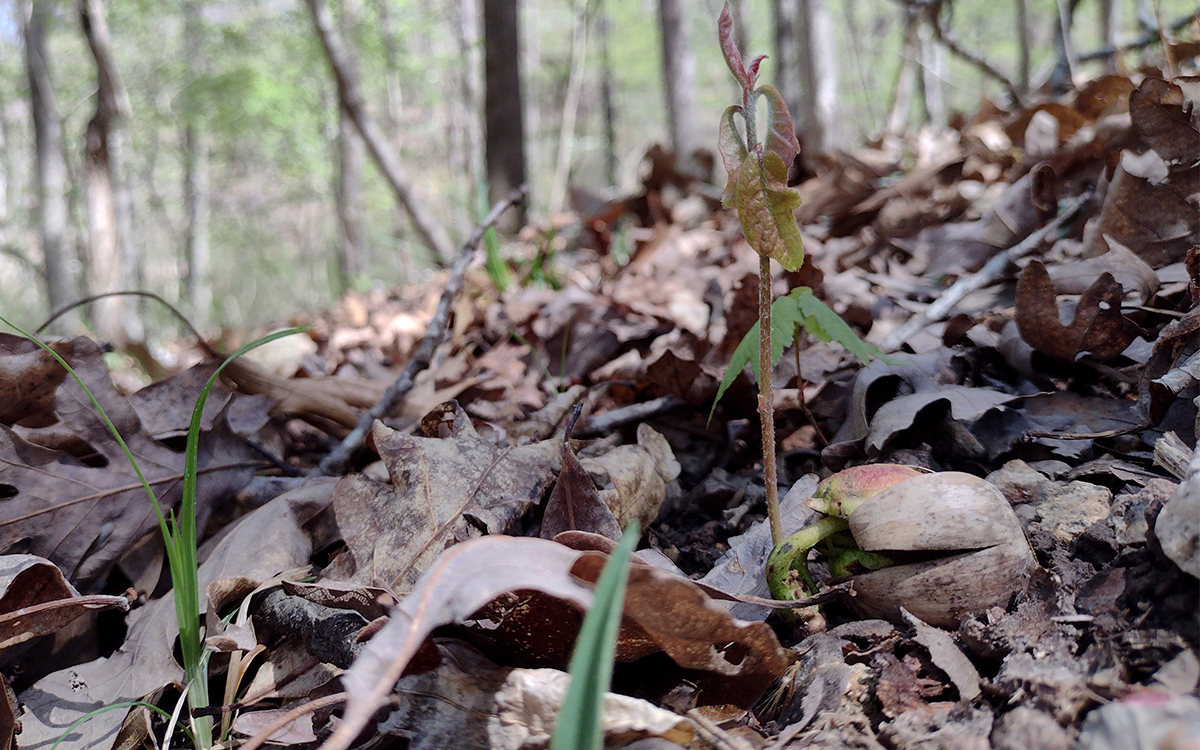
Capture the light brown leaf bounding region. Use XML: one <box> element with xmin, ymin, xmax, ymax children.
<box><xmin>331</xmin><ymin>405</ymin><xmax>560</xmax><ymax>592</ymax></box>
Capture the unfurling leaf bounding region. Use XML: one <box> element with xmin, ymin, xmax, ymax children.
<box><xmin>709</xmin><ymin>288</ymin><xmax>897</xmax><ymax>421</ymax></box>
<box><xmin>717</xmin><ymin>4</ymin><xmax>762</xmax><ymax>93</ymax></box>
<box><xmin>720</xmin><ymin>85</ymin><xmax>805</xmax><ymax>272</ymax></box>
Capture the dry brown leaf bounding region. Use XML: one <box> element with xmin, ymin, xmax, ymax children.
<box><xmin>1129</xmin><ymin>77</ymin><xmax>1200</xmax><ymax>168</ymax></box>
<box><xmin>331</xmin><ymin>405</ymin><xmax>560</xmax><ymax>591</ymax></box>
<box><xmin>0</xmin><ymin>337</ymin><xmax>262</xmax><ymax>589</ymax></box>
<box><xmin>0</xmin><ymin>554</ymin><xmax>129</xmax><ymax>650</ymax></box>
<box><xmin>0</xmin><ymin>335</ymin><xmax>71</xmax><ymax>427</ymax></box>
<box><xmin>1015</xmin><ymin>260</ymin><xmax>1137</xmax><ymax>362</ymax></box>
<box><xmin>540</xmin><ymin>440</ymin><xmax>622</xmax><ymax>540</ymax></box>
<box><xmin>1080</xmin><ymin>156</ymin><xmax>1199</xmax><ymax>266</ymax></box>
<box><xmin>1048</xmin><ymin>236</ymin><xmax>1160</xmax><ymax>303</ymax></box>
<box><xmin>581</xmin><ymin>424</ymin><xmax>680</xmax><ymax>529</ymax></box>
<box><xmin>323</xmin><ymin>535</ymin><xmax>793</xmax><ymax>750</ymax></box>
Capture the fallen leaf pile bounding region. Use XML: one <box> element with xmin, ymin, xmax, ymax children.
<box><xmin>2</xmin><ymin>67</ymin><xmax>1197</xmax><ymax>750</ymax></box>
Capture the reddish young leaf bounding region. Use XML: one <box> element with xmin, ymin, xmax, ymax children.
<box><xmin>717</xmin><ymin>4</ymin><xmax>749</xmax><ymax>91</ymax></box>
<box><xmin>717</xmin><ymin>4</ymin><xmax>764</xmax><ymax>97</ymax></box>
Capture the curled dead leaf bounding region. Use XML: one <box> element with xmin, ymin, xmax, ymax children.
<box><xmin>1015</xmin><ymin>260</ymin><xmax>1136</xmax><ymax>362</ymax></box>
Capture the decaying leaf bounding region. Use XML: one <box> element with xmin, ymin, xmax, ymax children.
<box><xmin>580</xmin><ymin>423</ymin><xmax>680</xmax><ymax>529</ymax></box>
<box><xmin>1015</xmin><ymin>260</ymin><xmax>1137</xmax><ymax>362</ymax></box>
<box><xmin>331</xmin><ymin>405</ymin><xmax>560</xmax><ymax>591</ymax></box>
<box><xmin>0</xmin><ymin>337</ymin><xmax>262</xmax><ymax>589</ymax></box>
<box><xmin>0</xmin><ymin>554</ymin><xmax>129</xmax><ymax>650</ymax></box>
<box><xmin>541</xmin><ymin>439</ymin><xmax>622</xmax><ymax>541</ymax></box>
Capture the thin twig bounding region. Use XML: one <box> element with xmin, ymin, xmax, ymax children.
<box><xmin>239</xmin><ymin>692</ymin><xmax>347</xmax><ymax>750</ymax></box>
<box><xmin>1078</xmin><ymin>11</ymin><xmax>1198</xmax><ymax>61</ymax></box>
<box><xmin>880</xmin><ymin>191</ymin><xmax>1092</xmax><ymax>352</ymax></box>
<box><xmin>37</xmin><ymin>290</ymin><xmax>209</xmax><ymax>348</ymax></box>
<box><xmin>579</xmin><ymin>395</ymin><xmax>685</xmax><ymax>437</ymax></box>
<box><xmin>312</xmin><ymin>185</ymin><xmax>528</xmax><ymax>477</ymax></box>
<box><xmin>920</xmin><ymin>0</ymin><xmax>1026</xmax><ymax>107</ymax></box>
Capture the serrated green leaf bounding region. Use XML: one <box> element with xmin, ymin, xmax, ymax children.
<box><xmin>786</xmin><ymin>288</ymin><xmax>900</xmax><ymax>366</ymax></box>
<box><xmin>708</xmin><ymin>288</ymin><xmax>899</xmax><ymax>422</ymax></box>
<box><xmin>708</xmin><ymin>294</ymin><xmax>803</xmax><ymax>423</ymax></box>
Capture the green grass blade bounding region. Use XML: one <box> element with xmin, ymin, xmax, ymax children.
<box><xmin>51</xmin><ymin>701</ymin><xmax>196</xmax><ymax>750</ymax></box>
<box><xmin>176</xmin><ymin>326</ymin><xmax>310</xmax><ymax>745</ymax></box>
<box><xmin>550</xmin><ymin>520</ymin><xmax>640</xmax><ymax>750</ymax></box>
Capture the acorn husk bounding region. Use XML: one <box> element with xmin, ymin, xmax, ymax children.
<box><xmin>843</xmin><ymin>472</ymin><xmax>1037</xmax><ymax>628</ymax></box>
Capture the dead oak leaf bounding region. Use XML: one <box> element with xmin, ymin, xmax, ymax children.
<box><xmin>1015</xmin><ymin>260</ymin><xmax>1136</xmax><ymax>362</ymax></box>
<box><xmin>332</xmin><ymin>405</ymin><xmax>560</xmax><ymax>593</ymax></box>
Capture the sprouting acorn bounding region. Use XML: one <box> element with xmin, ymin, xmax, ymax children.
<box><xmin>769</xmin><ymin>466</ymin><xmax>1036</xmax><ymax>628</ymax></box>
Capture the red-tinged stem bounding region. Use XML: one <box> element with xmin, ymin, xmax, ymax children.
<box><xmin>759</xmin><ymin>254</ymin><xmax>781</xmax><ymax>546</ymax></box>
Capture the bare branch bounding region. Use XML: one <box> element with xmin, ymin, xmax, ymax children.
<box><xmin>306</xmin><ymin>0</ymin><xmax>456</xmax><ymax>266</ymax></box>
<box><xmin>312</xmin><ymin>185</ymin><xmax>529</xmax><ymax>477</ymax></box>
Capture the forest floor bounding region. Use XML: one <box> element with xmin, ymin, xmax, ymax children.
<box><xmin>2</xmin><ymin>72</ymin><xmax>1198</xmax><ymax>750</ymax></box>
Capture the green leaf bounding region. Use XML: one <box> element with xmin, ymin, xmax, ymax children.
<box><xmin>550</xmin><ymin>521</ymin><xmax>639</xmax><ymax>750</ymax></box>
<box><xmin>722</xmin><ymin>86</ymin><xmax>805</xmax><ymax>272</ymax></box>
<box><xmin>708</xmin><ymin>288</ymin><xmax>899</xmax><ymax>422</ymax></box>
<box><xmin>785</xmin><ymin>288</ymin><xmax>899</xmax><ymax>366</ymax></box>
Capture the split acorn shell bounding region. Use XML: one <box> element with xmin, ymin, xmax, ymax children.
<box><xmin>841</xmin><ymin>471</ymin><xmax>1036</xmax><ymax>628</ymax></box>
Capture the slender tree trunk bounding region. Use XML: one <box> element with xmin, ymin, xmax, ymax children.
<box><xmin>22</xmin><ymin>0</ymin><xmax>80</xmax><ymax>332</ymax></box>
<box><xmin>79</xmin><ymin>0</ymin><xmax>140</xmax><ymax>343</ymax></box>
<box><xmin>1016</xmin><ymin>0</ymin><xmax>1031</xmax><ymax>94</ymax></box>
<box><xmin>456</xmin><ymin>0</ymin><xmax>484</xmax><ymax>215</ymax></box>
<box><xmin>183</xmin><ymin>0</ymin><xmax>211</xmax><ymax>329</ymax></box>
<box><xmin>336</xmin><ymin>0</ymin><xmax>366</xmax><ymax>287</ymax></box>
<box><xmin>840</xmin><ymin>0</ymin><xmax>880</xmax><ymax>134</ymax></box>
<box><xmin>550</xmin><ymin>0</ymin><xmax>588</xmax><ymax>214</ymax></box>
<box><xmin>598</xmin><ymin>3</ymin><xmax>617</xmax><ymax>188</ymax></box>
<box><xmin>887</xmin><ymin>6</ymin><xmax>920</xmax><ymax>137</ymax></box>
<box><xmin>797</xmin><ymin>0</ymin><xmax>839</xmax><ymax>153</ymax></box>
<box><xmin>658</xmin><ymin>0</ymin><xmax>701</xmax><ymax>173</ymax></box>
<box><xmin>484</xmin><ymin>0</ymin><xmax>527</xmax><ymax>233</ymax></box>
<box><xmin>774</xmin><ymin>0</ymin><xmax>801</xmax><ymax>126</ymax></box>
<box><xmin>1097</xmin><ymin>0</ymin><xmax>1117</xmax><ymax>72</ymax></box>
<box><xmin>1050</xmin><ymin>0</ymin><xmax>1080</xmax><ymax>92</ymax></box>
<box><xmin>307</xmin><ymin>0</ymin><xmax>455</xmax><ymax>265</ymax></box>
<box><xmin>919</xmin><ymin>21</ymin><xmax>946</xmax><ymax>132</ymax></box>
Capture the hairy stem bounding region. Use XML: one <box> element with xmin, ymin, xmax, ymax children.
<box><xmin>759</xmin><ymin>255</ymin><xmax>781</xmax><ymax>546</ymax></box>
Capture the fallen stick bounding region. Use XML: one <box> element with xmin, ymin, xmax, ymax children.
<box><xmin>312</xmin><ymin>185</ymin><xmax>528</xmax><ymax>477</ymax></box>
<box><xmin>880</xmin><ymin>191</ymin><xmax>1092</xmax><ymax>352</ymax></box>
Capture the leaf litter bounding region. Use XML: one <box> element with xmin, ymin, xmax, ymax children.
<box><xmin>1</xmin><ymin>66</ymin><xmax>1198</xmax><ymax>750</ymax></box>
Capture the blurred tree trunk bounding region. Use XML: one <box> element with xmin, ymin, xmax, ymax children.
<box><xmin>484</xmin><ymin>0</ymin><xmax>527</xmax><ymax>233</ymax></box>
<box><xmin>454</xmin><ymin>0</ymin><xmax>484</xmax><ymax>216</ymax></box>
<box><xmin>79</xmin><ymin>0</ymin><xmax>141</xmax><ymax>343</ymax></box>
<box><xmin>183</xmin><ymin>1</ymin><xmax>211</xmax><ymax>330</ymax></box>
<box><xmin>658</xmin><ymin>0</ymin><xmax>700</xmax><ymax>173</ymax></box>
<box><xmin>887</xmin><ymin>6</ymin><xmax>919</xmax><ymax>137</ymax></box>
<box><xmin>21</xmin><ymin>0</ymin><xmax>81</xmax><ymax>332</ymax></box>
<box><xmin>1049</xmin><ymin>0</ymin><xmax>1081</xmax><ymax>92</ymax></box>
<box><xmin>549</xmin><ymin>0</ymin><xmax>587</xmax><ymax>213</ymax></box>
<box><xmin>336</xmin><ymin>0</ymin><xmax>366</xmax><ymax>287</ymax></box>
<box><xmin>774</xmin><ymin>0</ymin><xmax>801</xmax><ymax>125</ymax></box>
<box><xmin>1097</xmin><ymin>0</ymin><xmax>1117</xmax><ymax>72</ymax></box>
<box><xmin>373</xmin><ymin>0</ymin><xmax>412</xmax><ymax>278</ymax></box>
<box><xmin>1015</xmin><ymin>0</ymin><xmax>1031</xmax><ymax>94</ymax></box>
<box><xmin>796</xmin><ymin>0</ymin><xmax>839</xmax><ymax>153</ymax></box>
<box><xmin>307</xmin><ymin>0</ymin><xmax>455</xmax><ymax>266</ymax></box>
<box><xmin>598</xmin><ymin>3</ymin><xmax>617</xmax><ymax>187</ymax></box>
<box><xmin>918</xmin><ymin>22</ymin><xmax>945</xmax><ymax>131</ymax></box>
